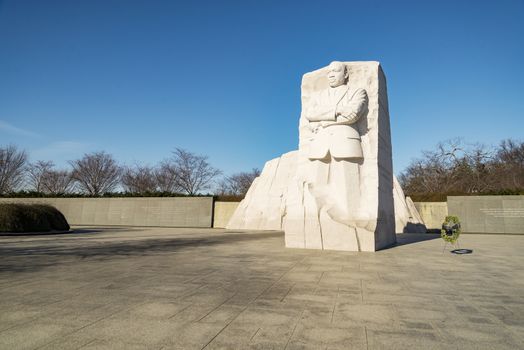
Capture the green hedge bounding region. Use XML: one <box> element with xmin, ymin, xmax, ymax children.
<box><xmin>0</xmin><ymin>204</ymin><xmax>70</xmax><ymax>233</ymax></box>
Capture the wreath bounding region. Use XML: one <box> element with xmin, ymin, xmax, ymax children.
<box><xmin>441</xmin><ymin>215</ymin><xmax>461</xmax><ymax>244</ymax></box>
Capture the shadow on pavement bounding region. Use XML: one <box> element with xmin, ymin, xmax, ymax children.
<box><xmin>0</xmin><ymin>226</ymin><xmax>145</xmax><ymax>237</ymax></box>
<box><xmin>71</xmin><ymin>227</ymin><xmax>147</xmax><ymax>235</ymax></box>
<box><xmin>0</xmin><ymin>231</ymin><xmax>284</xmax><ymax>274</ymax></box>
<box><xmin>388</xmin><ymin>233</ymin><xmax>441</xmax><ymax>249</ymax></box>
<box><xmin>0</xmin><ymin>230</ymin><xmax>74</xmax><ymax>237</ymax></box>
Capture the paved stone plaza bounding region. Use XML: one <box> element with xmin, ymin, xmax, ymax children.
<box><xmin>1</xmin><ymin>228</ymin><xmax>523</xmax><ymax>349</ymax></box>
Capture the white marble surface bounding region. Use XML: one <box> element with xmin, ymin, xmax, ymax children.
<box><xmin>228</xmin><ymin>62</ymin><xmax>418</xmax><ymax>251</ymax></box>
<box><xmin>393</xmin><ymin>176</ymin><xmax>426</xmax><ymax>233</ymax></box>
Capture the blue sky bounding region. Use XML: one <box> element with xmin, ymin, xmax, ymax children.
<box><xmin>1</xmin><ymin>0</ymin><xmax>523</xmax><ymax>177</ymax></box>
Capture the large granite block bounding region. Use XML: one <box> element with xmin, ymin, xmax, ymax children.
<box><xmin>228</xmin><ymin>62</ymin><xmax>423</xmax><ymax>251</ymax></box>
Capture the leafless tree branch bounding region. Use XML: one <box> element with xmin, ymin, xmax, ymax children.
<box><xmin>168</xmin><ymin>148</ymin><xmax>221</xmax><ymax>195</ymax></box>
<box><xmin>70</xmin><ymin>151</ymin><xmax>121</xmax><ymax>196</ymax></box>
<box><xmin>0</xmin><ymin>145</ymin><xmax>28</xmax><ymax>195</ymax></box>
<box><xmin>217</xmin><ymin>168</ymin><xmax>260</xmax><ymax>196</ymax></box>
<box><xmin>122</xmin><ymin>164</ymin><xmax>158</xmax><ymax>193</ymax></box>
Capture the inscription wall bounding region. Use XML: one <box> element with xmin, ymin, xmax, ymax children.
<box><xmin>448</xmin><ymin>196</ymin><xmax>524</xmax><ymax>234</ymax></box>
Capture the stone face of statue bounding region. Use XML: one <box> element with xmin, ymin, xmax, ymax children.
<box><xmin>327</xmin><ymin>61</ymin><xmax>348</xmax><ymax>88</ymax></box>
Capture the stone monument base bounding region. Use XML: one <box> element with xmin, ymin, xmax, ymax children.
<box><xmin>227</xmin><ymin>150</ymin><xmax>425</xmax><ymax>251</ymax></box>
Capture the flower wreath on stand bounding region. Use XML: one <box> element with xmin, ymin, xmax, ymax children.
<box><xmin>441</xmin><ymin>215</ymin><xmax>461</xmax><ymax>244</ymax></box>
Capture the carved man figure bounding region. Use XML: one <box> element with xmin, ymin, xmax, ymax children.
<box><xmin>304</xmin><ymin>61</ymin><xmax>368</xmax><ymax>161</ymax></box>
<box><xmin>302</xmin><ymin>61</ymin><xmax>369</xmax><ymax>241</ymax></box>
<box><xmin>228</xmin><ymin>61</ymin><xmax>396</xmax><ymax>251</ymax></box>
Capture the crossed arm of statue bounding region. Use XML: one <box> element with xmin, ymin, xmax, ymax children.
<box><xmin>305</xmin><ymin>88</ymin><xmax>368</xmax><ymax>132</ymax></box>
<box><xmin>335</xmin><ymin>88</ymin><xmax>368</xmax><ymax>125</ymax></box>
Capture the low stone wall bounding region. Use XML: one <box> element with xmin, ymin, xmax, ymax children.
<box><xmin>4</xmin><ymin>196</ymin><xmax>521</xmax><ymax>234</ymax></box>
<box><xmin>448</xmin><ymin>195</ymin><xmax>524</xmax><ymax>234</ymax></box>
<box><xmin>0</xmin><ymin>197</ymin><xmax>214</xmax><ymax>228</ymax></box>
<box><xmin>413</xmin><ymin>202</ymin><xmax>448</xmax><ymax>230</ymax></box>
<box><xmin>213</xmin><ymin>202</ymin><xmax>240</xmax><ymax>228</ymax></box>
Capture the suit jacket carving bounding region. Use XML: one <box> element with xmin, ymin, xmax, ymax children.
<box><xmin>304</xmin><ymin>86</ymin><xmax>368</xmax><ymax>160</ymax></box>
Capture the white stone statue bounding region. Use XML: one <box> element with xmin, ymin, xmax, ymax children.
<box><xmin>304</xmin><ymin>61</ymin><xmax>367</xmax><ymax>161</ymax></box>
<box><xmin>301</xmin><ymin>62</ymin><xmax>369</xmax><ymax>232</ymax></box>
<box><xmin>227</xmin><ymin>61</ymin><xmax>423</xmax><ymax>251</ymax></box>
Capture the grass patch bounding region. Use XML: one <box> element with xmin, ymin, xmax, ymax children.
<box><xmin>0</xmin><ymin>203</ymin><xmax>70</xmax><ymax>233</ymax></box>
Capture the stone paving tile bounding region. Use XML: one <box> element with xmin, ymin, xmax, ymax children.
<box><xmin>80</xmin><ymin>339</ymin><xmax>153</xmax><ymax>350</ymax></box>
<box><xmin>433</xmin><ymin>323</ymin><xmax>524</xmax><ymax>350</ymax></box>
<box><xmin>204</xmin><ymin>322</ymin><xmax>260</xmax><ymax>350</ymax></box>
<box><xmin>1</xmin><ymin>228</ymin><xmax>523</xmax><ymax>349</ymax></box>
<box><xmin>198</xmin><ymin>305</ymin><xmax>244</xmax><ymax>324</ymax></box>
<box><xmin>287</xmin><ymin>324</ymin><xmax>367</xmax><ymax>350</ymax></box>
<box><xmin>38</xmin><ymin>333</ymin><xmax>99</xmax><ymax>350</ymax></box>
<box><xmin>0</xmin><ymin>320</ymin><xmax>80</xmax><ymax>350</ymax></box>
<box><xmin>366</xmin><ymin>328</ymin><xmax>445</xmax><ymax>350</ymax></box>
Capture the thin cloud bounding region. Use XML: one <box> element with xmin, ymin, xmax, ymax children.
<box><xmin>31</xmin><ymin>141</ymin><xmax>90</xmax><ymax>163</ymax></box>
<box><xmin>0</xmin><ymin>120</ymin><xmax>40</xmax><ymax>137</ymax></box>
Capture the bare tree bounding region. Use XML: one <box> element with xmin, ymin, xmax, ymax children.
<box><xmin>28</xmin><ymin>160</ymin><xmax>73</xmax><ymax>194</ymax></box>
<box><xmin>497</xmin><ymin>139</ymin><xmax>524</xmax><ymax>166</ymax></box>
<box><xmin>460</xmin><ymin>143</ymin><xmax>494</xmax><ymax>193</ymax></box>
<box><xmin>70</xmin><ymin>151</ymin><xmax>121</xmax><ymax>196</ymax></box>
<box><xmin>0</xmin><ymin>145</ymin><xmax>28</xmax><ymax>194</ymax></box>
<box><xmin>400</xmin><ymin>139</ymin><xmax>473</xmax><ymax>196</ymax></box>
<box><xmin>41</xmin><ymin>169</ymin><xmax>74</xmax><ymax>195</ymax></box>
<box><xmin>492</xmin><ymin>139</ymin><xmax>524</xmax><ymax>190</ymax></box>
<box><xmin>154</xmin><ymin>161</ymin><xmax>179</xmax><ymax>193</ymax></box>
<box><xmin>169</xmin><ymin>148</ymin><xmax>221</xmax><ymax>195</ymax></box>
<box><xmin>218</xmin><ymin>168</ymin><xmax>260</xmax><ymax>196</ymax></box>
<box><xmin>27</xmin><ymin>160</ymin><xmax>54</xmax><ymax>192</ymax></box>
<box><xmin>400</xmin><ymin>138</ymin><xmax>524</xmax><ymax>199</ymax></box>
<box><xmin>122</xmin><ymin>164</ymin><xmax>158</xmax><ymax>193</ymax></box>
